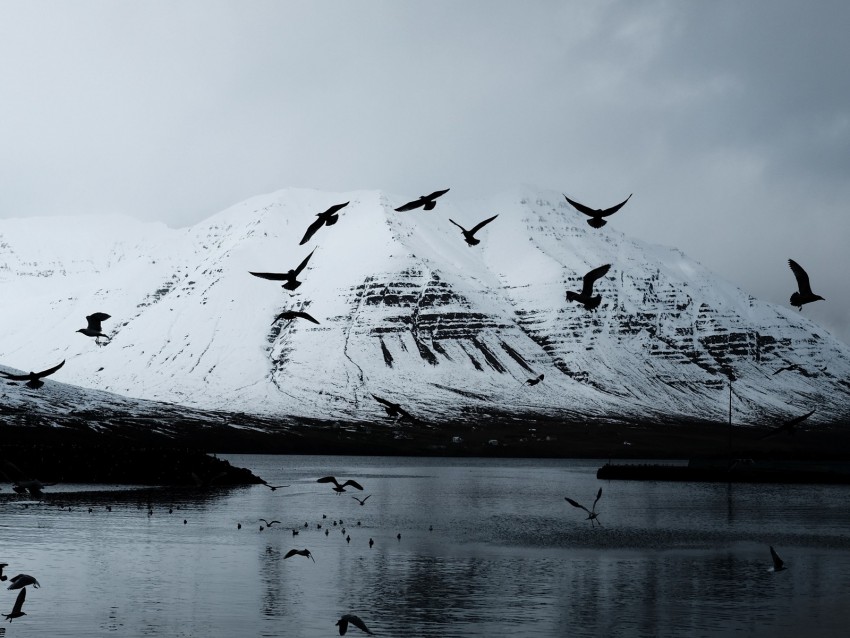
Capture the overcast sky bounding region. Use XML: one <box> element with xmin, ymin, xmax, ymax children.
<box><xmin>1</xmin><ymin>0</ymin><xmax>848</xmax><ymax>343</ymax></box>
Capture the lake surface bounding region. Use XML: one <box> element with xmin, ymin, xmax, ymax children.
<box><xmin>3</xmin><ymin>455</ymin><xmax>850</xmax><ymax>637</ymax></box>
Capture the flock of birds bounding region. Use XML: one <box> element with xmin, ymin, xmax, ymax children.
<box><xmin>0</xmin><ymin>563</ymin><xmax>40</xmax><ymax>623</ymax></box>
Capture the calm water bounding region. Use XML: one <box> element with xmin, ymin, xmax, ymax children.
<box><xmin>2</xmin><ymin>455</ymin><xmax>850</xmax><ymax>637</ymax></box>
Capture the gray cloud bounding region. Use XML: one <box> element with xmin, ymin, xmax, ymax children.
<box><xmin>1</xmin><ymin>0</ymin><xmax>847</xmax><ymax>341</ymax></box>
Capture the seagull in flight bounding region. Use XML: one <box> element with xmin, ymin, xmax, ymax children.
<box><xmin>566</xmin><ymin>264</ymin><xmax>611</xmax><ymax>311</ymax></box>
<box><xmin>352</xmin><ymin>495</ymin><xmax>371</xmax><ymax>506</ymax></box>
<box><xmin>77</xmin><ymin>312</ymin><xmax>111</xmax><ymax>345</ymax></box>
<box><xmin>259</xmin><ymin>518</ymin><xmax>281</xmax><ymax>528</ymax></box>
<box><xmin>271</xmin><ymin>310</ymin><xmax>320</xmax><ymax>325</ymax></box>
<box><xmin>262</xmin><ymin>483</ymin><xmax>290</xmax><ymax>491</ymax></box>
<box><xmin>788</xmin><ymin>259</ymin><xmax>824</xmax><ymax>310</ymax></box>
<box><xmin>7</xmin><ymin>574</ymin><xmax>39</xmax><ymax>590</ymax></box>
<box><xmin>335</xmin><ymin>614</ymin><xmax>374</xmax><ymax>635</ymax></box>
<box><xmin>525</xmin><ymin>374</ymin><xmax>544</xmax><ymax>386</ymax></box>
<box><xmin>759</xmin><ymin>409</ymin><xmax>816</xmax><ymax>440</ymax></box>
<box><xmin>250</xmin><ymin>248</ymin><xmax>316</xmax><ymax>291</ymax></box>
<box><xmin>565</xmin><ymin>487</ymin><xmax>603</xmax><ymax>526</ymax></box>
<box><xmin>1</xmin><ymin>360</ymin><xmax>65</xmax><ymax>389</ymax></box>
<box><xmin>448</xmin><ymin>214</ymin><xmax>498</xmax><ymax>246</ymax></box>
<box><xmin>395</xmin><ymin>188</ymin><xmax>450</xmax><ymax>212</ymax></box>
<box><xmin>317</xmin><ymin>476</ymin><xmax>364</xmax><ymax>494</ymax></box>
<box><xmin>769</xmin><ymin>546</ymin><xmax>787</xmax><ymax>573</ymax></box>
<box><xmin>372</xmin><ymin>394</ymin><xmax>415</xmax><ymax>421</ymax></box>
<box><xmin>3</xmin><ymin>587</ymin><xmax>26</xmax><ymax>622</ymax></box>
<box><xmin>564</xmin><ymin>193</ymin><xmax>631</xmax><ymax>228</ymax></box>
<box><xmin>283</xmin><ymin>548</ymin><xmax>315</xmax><ymax>562</ymax></box>
<box><xmin>300</xmin><ymin>201</ymin><xmax>349</xmax><ymax>245</ymax></box>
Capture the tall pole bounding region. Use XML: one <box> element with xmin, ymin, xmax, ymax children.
<box><xmin>728</xmin><ymin>381</ymin><xmax>733</xmax><ymax>461</ymax></box>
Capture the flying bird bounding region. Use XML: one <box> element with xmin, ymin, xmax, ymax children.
<box><xmin>335</xmin><ymin>614</ymin><xmax>374</xmax><ymax>636</ymax></box>
<box><xmin>759</xmin><ymin>409</ymin><xmax>816</xmax><ymax>440</ymax></box>
<box><xmin>3</xmin><ymin>587</ymin><xmax>26</xmax><ymax>622</ymax></box>
<box><xmin>271</xmin><ymin>310</ymin><xmax>320</xmax><ymax>325</ymax></box>
<box><xmin>566</xmin><ymin>264</ymin><xmax>611</xmax><ymax>311</ymax></box>
<box><xmin>769</xmin><ymin>546</ymin><xmax>787</xmax><ymax>573</ymax></box>
<box><xmin>283</xmin><ymin>548</ymin><xmax>315</xmax><ymax>562</ymax></box>
<box><xmin>372</xmin><ymin>394</ymin><xmax>415</xmax><ymax>421</ymax></box>
<box><xmin>0</xmin><ymin>563</ymin><xmax>6</xmax><ymax>582</ymax></box>
<box><xmin>352</xmin><ymin>495</ymin><xmax>371</xmax><ymax>506</ymax></box>
<box><xmin>565</xmin><ymin>487</ymin><xmax>603</xmax><ymax>526</ymax></box>
<box><xmin>262</xmin><ymin>483</ymin><xmax>290</xmax><ymax>491</ymax></box>
<box><xmin>249</xmin><ymin>248</ymin><xmax>316</xmax><ymax>291</ymax></box>
<box><xmin>564</xmin><ymin>193</ymin><xmax>631</xmax><ymax>228</ymax></box>
<box><xmin>526</xmin><ymin>374</ymin><xmax>544</xmax><ymax>386</ymax></box>
<box><xmin>317</xmin><ymin>476</ymin><xmax>364</xmax><ymax>494</ymax></box>
<box><xmin>300</xmin><ymin>201</ymin><xmax>350</xmax><ymax>245</ymax></box>
<box><xmin>77</xmin><ymin>312</ymin><xmax>111</xmax><ymax>345</ymax></box>
<box><xmin>259</xmin><ymin>519</ymin><xmax>281</xmax><ymax>528</ymax></box>
<box><xmin>394</xmin><ymin>188</ymin><xmax>450</xmax><ymax>212</ymax></box>
<box><xmin>788</xmin><ymin>259</ymin><xmax>824</xmax><ymax>310</ymax></box>
<box><xmin>7</xmin><ymin>574</ymin><xmax>39</xmax><ymax>590</ymax></box>
<box><xmin>1</xmin><ymin>360</ymin><xmax>65</xmax><ymax>389</ymax></box>
<box><xmin>448</xmin><ymin>214</ymin><xmax>498</xmax><ymax>246</ymax></box>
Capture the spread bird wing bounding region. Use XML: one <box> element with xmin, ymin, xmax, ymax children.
<box><xmin>788</xmin><ymin>259</ymin><xmax>813</xmax><ymax>295</ymax></box>
<box><xmin>563</xmin><ymin>195</ymin><xmax>597</xmax><ymax>216</ymax></box>
<box><xmin>425</xmin><ymin>188</ymin><xmax>450</xmax><ymax>201</ymax></box>
<box><xmin>293</xmin><ymin>311</ymin><xmax>320</xmax><ymax>324</ymax></box>
<box><xmin>346</xmin><ymin>615</ymin><xmax>373</xmax><ymax>634</ymax></box>
<box><xmin>322</xmin><ymin>201</ymin><xmax>350</xmax><ymax>217</ymax></box>
<box><xmin>341</xmin><ymin>480</ymin><xmax>364</xmax><ymax>491</ymax></box>
<box><xmin>770</xmin><ymin>546</ymin><xmax>784</xmax><ymax>571</ymax></box>
<box><xmin>11</xmin><ymin>587</ymin><xmax>25</xmax><ymax>614</ymax></box>
<box><xmin>317</xmin><ymin>476</ymin><xmax>340</xmax><ymax>486</ymax></box>
<box><xmin>299</xmin><ymin>216</ymin><xmax>326</xmax><ymax>245</ymax></box>
<box><xmin>283</xmin><ymin>549</ymin><xmax>300</xmax><ymax>559</ymax></box>
<box><xmin>372</xmin><ymin>394</ymin><xmax>397</xmax><ymax>409</ymax></box>
<box><xmin>582</xmin><ymin>264</ymin><xmax>611</xmax><ymax>295</ymax></box>
<box><xmin>784</xmin><ymin>409</ymin><xmax>816</xmax><ymax>429</ymax></box>
<box><xmin>250</xmin><ymin>271</ymin><xmax>291</xmax><ymax>281</ymax></box>
<box><xmin>394</xmin><ymin>198</ymin><xmax>425</xmax><ymax>212</ymax></box>
<box><xmin>448</xmin><ymin>218</ymin><xmax>467</xmax><ymax>233</ymax></box>
<box><xmin>86</xmin><ymin>312</ymin><xmax>111</xmax><ymax>329</ymax></box>
<box><xmin>592</xmin><ymin>487</ymin><xmax>603</xmax><ymax>511</ymax></box>
<box><xmin>293</xmin><ymin>248</ymin><xmax>316</xmax><ymax>276</ymax></box>
<box><xmin>469</xmin><ymin>214</ymin><xmax>498</xmax><ymax>234</ymax></box>
<box><xmin>1</xmin><ymin>359</ymin><xmax>66</xmax><ymax>381</ymax></box>
<box><xmin>601</xmin><ymin>193</ymin><xmax>632</xmax><ymax>216</ymax></box>
<box><xmin>565</xmin><ymin>497</ymin><xmax>592</xmax><ymax>514</ymax></box>
<box><xmin>36</xmin><ymin>360</ymin><xmax>66</xmax><ymax>379</ymax></box>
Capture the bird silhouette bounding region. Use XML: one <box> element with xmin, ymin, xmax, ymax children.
<box><xmin>336</xmin><ymin>613</ymin><xmax>374</xmax><ymax>635</ymax></box>
<box><xmin>372</xmin><ymin>394</ymin><xmax>415</xmax><ymax>421</ymax></box>
<box><xmin>250</xmin><ymin>248</ymin><xmax>316</xmax><ymax>291</ymax></box>
<box><xmin>525</xmin><ymin>374</ymin><xmax>544</xmax><ymax>386</ymax></box>
<box><xmin>352</xmin><ymin>495</ymin><xmax>371</xmax><ymax>506</ymax></box>
<box><xmin>769</xmin><ymin>546</ymin><xmax>787</xmax><ymax>572</ymax></box>
<box><xmin>448</xmin><ymin>214</ymin><xmax>498</xmax><ymax>246</ymax></box>
<box><xmin>300</xmin><ymin>202</ymin><xmax>349</xmax><ymax>245</ymax></box>
<box><xmin>788</xmin><ymin>259</ymin><xmax>824</xmax><ymax>310</ymax></box>
<box><xmin>259</xmin><ymin>518</ymin><xmax>281</xmax><ymax>528</ymax></box>
<box><xmin>77</xmin><ymin>312</ymin><xmax>111</xmax><ymax>345</ymax></box>
<box><xmin>3</xmin><ymin>587</ymin><xmax>26</xmax><ymax>622</ymax></box>
<box><xmin>271</xmin><ymin>310</ymin><xmax>320</xmax><ymax>325</ymax></box>
<box><xmin>395</xmin><ymin>188</ymin><xmax>450</xmax><ymax>212</ymax></box>
<box><xmin>773</xmin><ymin>363</ymin><xmax>806</xmax><ymax>376</ymax></box>
<box><xmin>566</xmin><ymin>264</ymin><xmax>611</xmax><ymax>310</ymax></box>
<box><xmin>283</xmin><ymin>548</ymin><xmax>315</xmax><ymax>562</ymax></box>
<box><xmin>262</xmin><ymin>483</ymin><xmax>290</xmax><ymax>491</ymax></box>
<box><xmin>0</xmin><ymin>563</ymin><xmax>6</xmax><ymax>582</ymax></box>
<box><xmin>564</xmin><ymin>193</ymin><xmax>631</xmax><ymax>228</ymax></box>
<box><xmin>1</xmin><ymin>360</ymin><xmax>65</xmax><ymax>389</ymax></box>
<box><xmin>7</xmin><ymin>574</ymin><xmax>39</xmax><ymax>590</ymax></box>
<box><xmin>759</xmin><ymin>409</ymin><xmax>816</xmax><ymax>440</ymax></box>
<box><xmin>565</xmin><ymin>487</ymin><xmax>603</xmax><ymax>526</ymax></box>
<box><xmin>317</xmin><ymin>476</ymin><xmax>364</xmax><ymax>494</ymax></box>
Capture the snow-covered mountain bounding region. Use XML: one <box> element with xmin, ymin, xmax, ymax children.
<box><xmin>1</xmin><ymin>186</ymin><xmax>848</xmax><ymax>426</ymax></box>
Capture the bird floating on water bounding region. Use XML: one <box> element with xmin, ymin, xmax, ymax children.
<box><xmin>448</xmin><ymin>214</ymin><xmax>498</xmax><ymax>246</ymax></box>
<box><xmin>769</xmin><ymin>545</ymin><xmax>787</xmax><ymax>573</ymax></box>
<box><xmin>250</xmin><ymin>248</ymin><xmax>316</xmax><ymax>291</ymax></box>
<box><xmin>300</xmin><ymin>201</ymin><xmax>349</xmax><ymax>245</ymax></box>
<box><xmin>525</xmin><ymin>374</ymin><xmax>544</xmax><ymax>386</ymax></box>
<box><xmin>3</xmin><ymin>587</ymin><xmax>26</xmax><ymax>622</ymax></box>
<box><xmin>352</xmin><ymin>495</ymin><xmax>371</xmax><ymax>506</ymax></box>
<box><xmin>566</xmin><ymin>264</ymin><xmax>611</xmax><ymax>311</ymax></box>
<box><xmin>77</xmin><ymin>312</ymin><xmax>111</xmax><ymax>345</ymax></box>
<box><xmin>1</xmin><ymin>360</ymin><xmax>65</xmax><ymax>389</ymax></box>
<box><xmin>283</xmin><ymin>548</ymin><xmax>315</xmax><ymax>562</ymax></box>
<box><xmin>317</xmin><ymin>476</ymin><xmax>364</xmax><ymax>494</ymax></box>
<box><xmin>395</xmin><ymin>188</ymin><xmax>450</xmax><ymax>212</ymax></box>
<box><xmin>335</xmin><ymin>613</ymin><xmax>374</xmax><ymax>635</ymax></box>
<box><xmin>564</xmin><ymin>193</ymin><xmax>631</xmax><ymax>228</ymax></box>
<box><xmin>565</xmin><ymin>487</ymin><xmax>603</xmax><ymax>526</ymax></box>
<box><xmin>271</xmin><ymin>310</ymin><xmax>320</xmax><ymax>325</ymax></box>
<box><xmin>788</xmin><ymin>259</ymin><xmax>824</xmax><ymax>310</ymax></box>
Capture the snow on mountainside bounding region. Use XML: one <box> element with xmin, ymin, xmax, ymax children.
<box><xmin>1</xmin><ymin>186</ymin><xmax>848</xmax><ymax>426</ymax></box>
